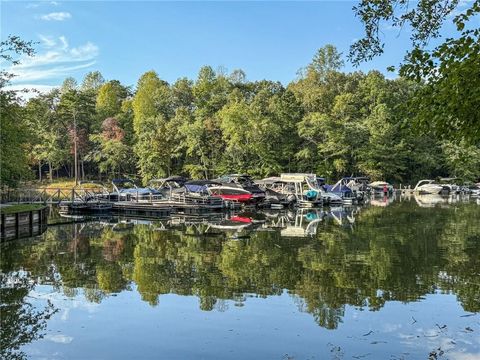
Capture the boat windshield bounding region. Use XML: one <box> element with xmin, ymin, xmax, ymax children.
<box><xmin>306</xmin><ymin>177</ymin><xmax>322</xmax><ymax>191</ymax></box>
<box><xmin>234</xmin><ymin>176</ymin><xmax>254</xmax><ymax>186</ymax></box>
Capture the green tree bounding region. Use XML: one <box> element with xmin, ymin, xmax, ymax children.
<box><xmin>81</xmin><ymin>71</ymin><xmax>105</xmax><ymax>92</ymax></box>
<box><xmin>57</xmin><ymin>89</ymin><xmax>96</xmax><ymax>181</ymax></box>
<box><xmin>132</xmin><ymin>71</ymin><xmax>175</xmax><ymax>181</ymax></box>
<box><xmin>96</xmin><ymin>80</ymin><xmax>129</xmax><ymax>119</ymax></box>
<box><xmin>0</xmin><ymin>35</ymin><xmax>36</xmax><ymax>187</ymax></box>
<box><xmin>88</xmin><ymin>118</ymin><xmax>133</xmax><ymax>177</ymax></box>
<box><xmin>350</xmin><ymin>0</ymin><xmax>480</xmax><ymax>143</ymax></box>
<box><xmin>24</xmin><ymin>90</ymin><xmax>69</xmax><ymax>181</ymax></box>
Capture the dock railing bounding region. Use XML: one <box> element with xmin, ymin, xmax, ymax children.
<box><xmin>0</xmin><ymin>187</ymin><xmax>109</xmax><ymax>204</ymax></box>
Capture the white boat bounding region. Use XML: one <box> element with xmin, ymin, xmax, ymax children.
<box><xmin>413</xmin><ymin>180</ymin><xmax>444</xmax><ymax>194</ymax></box>
<box><xmin>369</xmin><ymin>181</ymin><xmax>394</xmax><ymax>194</ymax></box>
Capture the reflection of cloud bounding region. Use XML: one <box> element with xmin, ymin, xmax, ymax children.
<box><xmin>60</xmin><ymin>308</ymin><xmax>70</xmax><ymax>321</ymax></box>
<box><xmin>383</xmin><ymin>323</ymin><xmax>402</xmax><ymax>333</ymax></box>
<box><xmin>450</xmin><ymin>352</ymin><xmax>480</xmax><ymax>360</ymax></box>
<box><xmin>398</xmin><ymin>326</ymin><xmax>479</xmax><ymax>358</ymax></box>
<box><xmin>39</xmin><ymin>12</ymin><xmax>71</xmax><ymax>21</ymax></box>
<box><xmin>7</xmin><ymin>35</ymin><xmax>98</xmax><ymax>84</ymax></box>
<box><xmin>45</xmin><ymin>334</ymin><xmax>74</xmax><ymax>344</ymax></box>
<box><xmin>30</xmin><ymin>288</ymin><xmax>100</xmax><ymax>314</ymax></box>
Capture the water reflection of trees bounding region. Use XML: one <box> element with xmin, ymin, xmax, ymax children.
<box><xmin>1</xmin><ymin>200</ymin><xmax>479</xmax><ymax>332</ymax></box>
<box><xmin>0</xmin><ymin>271</ymin><xmax>57</xmax><ymax>360</ymax></box>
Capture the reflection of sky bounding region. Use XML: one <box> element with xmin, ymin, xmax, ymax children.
<box><xmin>25</xmin><ymin>286</ymin><xmax>479</xmax><ymax>359</ymax></box>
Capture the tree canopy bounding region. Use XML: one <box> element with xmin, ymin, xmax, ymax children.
<box><xmin>350</xmin><ymin>0</ymin><xmax>480</xmax><ymax>144</ymax></box>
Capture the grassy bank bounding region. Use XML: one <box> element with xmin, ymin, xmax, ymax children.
<box><xmin>0</xmin><ymin>204</ymin><xmax>46</xmax><ymax>214</ymax></box>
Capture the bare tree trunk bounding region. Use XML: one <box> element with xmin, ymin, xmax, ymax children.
<box><xmin>49</xmin><ymin>162</ymin><xmax>53</xmax><ymax>182</ymax></box>
<box><xmin>81</xmin><ymin>160</ymin><xmax>85</xmax><ymax>180</ymax></box>
<box><xmin>73</xmin><ymin>112</ymin><xmax>78</xmax><ymax>185</ymax></box>
<box><xmin>38</xmin><ymin>161</ymin><xmax>42</xmax><ymax>181</ymax></box>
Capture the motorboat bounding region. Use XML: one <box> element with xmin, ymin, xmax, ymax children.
<box><xmin>111</xmin><ymin>178</ymin><xmax>163</xmax><ymax>201</ymax></box>
<box><xmin>278</xmin><ymin>173</ymin><xmax>325</xmax><ymax>207</ymax></box>
<box><xmin>214</xmin><ymin>174</ymin><xmax>266</xmax><ymax>203</ymax></box>
<box><xmin>267</xmin><ymin>173</ymin><xmax>343</xmax><ymax>206</ymax></box>
<box><xmin>184</xmin><ymin>180</ymin><xmax>253</xmax><ymax>203</ymax></box>
<box><xmin>345</xmin><ymin>177</ymin><xmax>371</xmax><ymax>193</ymax></box>
<box><xmin>255</xmin><ymin>177</ymin><xmax>297</xmax><ymax>207</ymax></box>
<box><xmin>149</xmin><ymin>176</ymin><xmax>188</xmax><ymax>197</ymax></box>
<box><xmin>323</xmin><ymin>177</ymin><xmax>363</xmax><ymax>203</ymax></box>
<box><xmin>437</xmin><ymin>178</ymin><xmax>461</xmax><ymax>194</ymax></box>
<box><xmin>413</xmin><ymin>180</ymin><xmax>444</xmax><ymax>195</ymax></box>
<box><xmin>369</xmin><ymin>181</ymin><xmax>394</xmax><ymax>195</ymax></box>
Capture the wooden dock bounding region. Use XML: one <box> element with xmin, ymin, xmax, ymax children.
<box><xmin>1</xmin><ymin>206</ymin><xmax>48</xmax><ymax>241</ymax></box>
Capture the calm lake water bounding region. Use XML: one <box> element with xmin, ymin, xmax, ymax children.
<box><xmin>1</xmin><ymin>195</ymin><xmax>479</xmax><ymax>360</ymax></box>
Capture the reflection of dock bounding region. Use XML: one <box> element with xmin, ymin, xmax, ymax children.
<box><xmin>111</xmin><ymin>200</ymin><xmax>224</xmax><ymax>217</ymax></box>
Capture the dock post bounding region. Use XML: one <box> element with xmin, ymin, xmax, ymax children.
<box><xmin>1</xmin><ymin>213</ymin><xmax>4</xmax><ymax>235</ymax></box>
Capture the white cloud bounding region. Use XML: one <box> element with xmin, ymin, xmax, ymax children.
<box><xmin>39</xmin><ymin>34</ymin><xmax>57</xmax><ymax>48</ymax></box>
<box><xmin>59</xmin><ymin>36</ymin><xmax>68</xmax><ymax>50</ymax></box>
<box><xmin>8</xmin><ymin>35</ymin><xmax>99</xmax><ymax>84</ymax></box>
<box><xmin>26</xmin><ymin>3</ymin><xmax>41</xmax><ymax>9</ymax></box>
<box><xmin>39</xmin><ymin>12</ymin><xmax>71</xmax><ymax>21</ymax></box>
<box><xmin>3</xmin><ymin>84</ymin><xmax>58</xmax><ymax>101</ymax></box>
<box><xmin>27</xmin><ymin>1</ymin><xmax>60</xmax><ymax>8</ymax></box>
<box><xmin>44</xmin><ymin>334</ymin><xmax>74</xmax><ymax>344</ymax></box>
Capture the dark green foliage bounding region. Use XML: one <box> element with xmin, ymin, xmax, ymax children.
<box><xmin>5</xmin><ymin>41</ymin><xmax>480</xmax><ymax>185</ymax></box>
<box><xmin>350</xmin><ymin>0</ymin><xmax>480</xmax><ymax>144</ymax></box>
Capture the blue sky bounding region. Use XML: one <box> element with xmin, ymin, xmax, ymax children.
<box><xmin>1</xmin><ymin>1</ymin><xmax>470</xmax><ymax>93</ymax></box>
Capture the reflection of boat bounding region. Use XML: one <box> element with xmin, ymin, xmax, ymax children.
<box><xmin>325</xmin><ymin>206</ymin><xmax>356</xmax><ymax>226</ymax></box>
<box><xmin>209</xmin><ymin>220</ymin><xmax>252</xmax><ymax>231</ymax></box>
<box><xmin>111</xmin><ymin>178</ymin><xmax>163</xmax><ymax>201</ymax></box>
<box><xmin>370</xmin><ymin>198</ymin><xmax>392</xmax><ymax>207</ymax></box>
<box><xmin>414</xmin><ymin>180</ymin><xmax>444</xmax><ymax>195</ymax></box>
<box><xmin>214</xmin><ymin>174</ymin><xmax>266</xmax><ymax>203</ymax></box>
<box><xmin>280</xmin><ymin>209</ymin><xmax>324</xmax><ymax>237</ymax></box>
<box><xmin>414</xmin><ymin>194</ymin><xmax>446</xmax><ymax>207</ymax></box>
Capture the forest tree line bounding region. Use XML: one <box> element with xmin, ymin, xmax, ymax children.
<box><xmin>2</xmin><ymin>45</ymin><xmax>480</xmax><ymax>187</ymax></box>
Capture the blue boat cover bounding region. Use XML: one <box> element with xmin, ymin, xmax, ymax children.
<box><xmin>119</xmin><ymin>188</ymin><xmax>160</xmax><ymax>195</ymax></box>
<box><xmin>185</xmin><ymin>184</ymin><xmax>208</xmax><ymax>193</ymax></box>
<box><xmin>324</xmin><ymin>184</ymin><xmax>353</xmax><ymax>193</ymax></box>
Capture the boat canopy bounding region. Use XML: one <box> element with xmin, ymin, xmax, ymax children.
<box><xmin>186</xmin><ymin>180</ymin><xmax>222</xmax><ymax>186</ymax></box>
<box><xmin>280</xmin><ymin>173</ymin><xmax>317</xmax><ymax>183</ymax></box>
<box><xmin>150</xmin><ymin>176</ymin><xmax>187</xmax><ymax>183</ymax></box>
<box><xmin>216</xmin><ymin>174</ymin><xmax>255</xmax><ymax>185</ymax></box>
<box><xmin>256</xmin><ymin>177</ymin><xmax>284</xmax><ymax>185</ymax></box>
<box><xmin>118</xmin><ymin>188</ymin><xmax>160</xmax><ymax>195</ymax></box>
<box><xmin>369</xmin><ymin>181</ymin><xmax>390</xmax><ymax>187</ymax></box>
